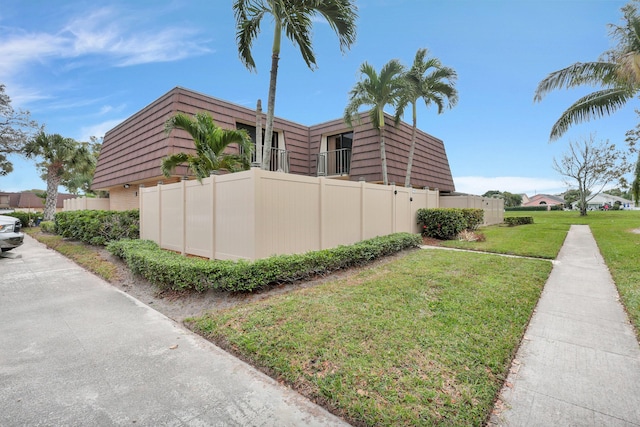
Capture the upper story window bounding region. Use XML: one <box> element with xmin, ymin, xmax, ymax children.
<box><xmin>326</xmin><ymin>131</ymin><xmax>353</xmax><ymax>152</ymax></box>
<box><xmin>236</xmin><ymin>123</ymin><xmax>279</xmax><ymax>149</ymax></box>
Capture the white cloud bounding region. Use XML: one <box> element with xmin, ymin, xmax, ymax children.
<box><xmin>78</xmin><ymin>118</ymin><xmax>125</xmax><ymax>142</ymax></box>
<box><xmin>453</xmin><ymin>176</ymin><xmax>566</xmax><ymax>196</ymax></box>
<box><xmin>0</xmin><ymin>6</ymin><xmax>212</xmax><ymax>81</ymax></box>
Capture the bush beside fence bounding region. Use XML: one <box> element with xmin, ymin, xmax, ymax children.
<box><xmin>55</xmin><ymin>210</ymin><xmax>140</xmax><ymax>245</ymax></box>
<box><xmin>417</xmin><ymin>208</ymin><xmax>484</xmax><ymax>240</ymax></box>
<box><xmin>107</xmin><ymin>232</ymin><xmax>422</xmax><ymax>292</ymax></box>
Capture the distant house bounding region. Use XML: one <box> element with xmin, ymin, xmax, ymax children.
<box><xmin>92</xmin><ymin>87</ymin><xmax>456</xmax><ymax>211</ymax></box>
<box><xmin>0</xmin><ymin>191</ymin><xmax>75</xmax><ymax>213</ymax></box>
<box><xmin>521</xmin><ymin>194</ymin><xmax>565</xmax><ymax>208</ymax></box>
<box><xmin>572</xmin><ymin>193</ymin><xmax>635</xmax><ymax>210</ymax></box>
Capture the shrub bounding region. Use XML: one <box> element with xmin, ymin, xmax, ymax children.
<box><xmin>461</xmin><ymin>208</ymin><xmax>484</xmax><ymax>230</ymax></box>
<box><xmin>40</xmin><ymin>221</ymin><xmax>56</xmax><ymax>233</ymax></box>
<box><xmin>3</xmin><ymin>211</ymin><xmax>41</xmax><ymax>227</ymax></box>
<box><xmin>504</xmin><ymin>216</ymin><xmax>534</xmax><ymax>226</ymax></box>
<box><xmin>505</xmin><ymin>205</ymin><xmax>563</xmax><ymax>211</ymax></box>
<box><xmin>55</xmin><ymin>210</ymin><xmax>139</xmax><ymax>245</ymax></box>
<box><xmin>107</xmin><ymin>232</ymin><xmax>423</xmax><ymax>292</ymax></box>
<box><xmin>417</xmin><ymin>208</ymin><xmax>466</xmax><ymax>240</ymax></box>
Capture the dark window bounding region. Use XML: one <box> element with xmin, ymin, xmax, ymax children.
<box><xmin>236</xmin><ymin>123</ymin><xmax>278</xmax><ymax>149</ymax></box>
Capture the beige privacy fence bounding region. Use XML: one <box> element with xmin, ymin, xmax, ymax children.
<box><xmin>63</xmin><ymin>197</ymin><xmax>110</xmax><ymax>211</ymax></box>
<box><xmin>140</xmin><ymin>168</ymin><xmax>440</xmax><ymax>261</ymax></box>
<box><xmin>439</xmin><ymin>195</ymin><xmax>504</xmax><ymax>225</ymax></box>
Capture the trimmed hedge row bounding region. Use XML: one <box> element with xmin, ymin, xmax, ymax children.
<box><xmin>40</xmin><ymin>221</ymin><xmax>55</xmax><ymax>233</ymax></box>
<box><xmin>505</xmin><ymin>205</ymin><xmax>563</xmax><ymax>211</ymax></box>
<box><xmin>3</xmin><ymin>211</ymin><xmax>41</xmax><ymax>227</ymax></box>
<box><xmin>107</xmin><ymin>232</ymin><xmax>423</xmax><ymax>292</ymax></box>
<box><xmin>55</xmin><ymin>210</ymin><xmax>140</xmax><ymax>245</ymax></box>
<box><xmin>505</xmin><ymin>216</ymin><xmax>534</xmax><ymax>226</ymax></box>
<box><xmin>417</xmin><ymin>208</ymin><xmax>484</xmax><ymax>240</ymax></box>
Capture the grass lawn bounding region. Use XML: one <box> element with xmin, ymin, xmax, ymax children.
<box><xmin>188</xmin><ymin>249</ymin><xmax>551</xmax><ymax>426</ymax></box>
<box><xmin>442</xmin><ymin>210</ymin><xmax>640</xmax><ymax>333</ymax></box>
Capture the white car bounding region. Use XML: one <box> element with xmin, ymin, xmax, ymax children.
<box><xmin>0</xmin><ymin>215</ymin><xmax>24</xmax><ymax>252</ymax></box>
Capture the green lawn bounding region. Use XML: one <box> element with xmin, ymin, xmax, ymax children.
<box><xmin>188</xmin><ymin>249</ymin><xmax>551</xmax><ymax>426</ymax></box>
<box><xmin>443</xmin><ymin>210</ymin><xmax>640</xmax><ymax>332</ymax></box>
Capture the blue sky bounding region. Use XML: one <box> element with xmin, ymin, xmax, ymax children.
<box><xmin>1</xmin><ymin>0</ymin><xmax>636</xmax><ymax>195</ymax></box>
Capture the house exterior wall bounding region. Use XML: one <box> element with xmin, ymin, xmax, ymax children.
<box><xmin>140</xmin><ymin>168</ymin><xmax>440</xmax><ymax>261</ymax></box>
<box><xmin>309</xmin><ymin>114</ymin><xmax>455</xmax><ymax>191</ymax></box>
<box><xmin>94</xmin><ymin>87</ymin><xmax>456</xmax><ymax>209</ymax></box>
<box><xmin>92</xmin><ymin>87</ymin><xmax>312</xmax><ymax>192</ymax></box>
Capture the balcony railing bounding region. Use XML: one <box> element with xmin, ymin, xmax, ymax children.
<box><xmin>316</xmin><ymin>148</ymin><xmax>351</xmax><ymax>177</ymax></box>
<box><xmin>254</xmin><ymin>147</ymin><xmax>290</xmax><ymax>173</ymax></box>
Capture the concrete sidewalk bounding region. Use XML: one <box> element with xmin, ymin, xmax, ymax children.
<box><xmin>491</xmin><ymin>225</ymin><xmax>640</xmax><ymax>426</ymax></box>
<box><xmin>0</xmin><ymin>235</ymin><xmax>349</xmax><ymax>426</ymax></box>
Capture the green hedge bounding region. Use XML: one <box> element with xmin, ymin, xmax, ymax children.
<box><xmin>505</xmin><ymin>205</ymin><xmax>563</xmax><ymax>211</ymax></box>
<box><xmin>107</xmin><ymin>232</ymin><xmax>423</xmax><ymax>292</ymax></box>
<box><xmin>3</xmin><ymin>211</ymin><xmax>42</xmax><ymax>227</ymax></box>
<box><xmin>40</xmin><ymin>221</ymin><xmax>55</xmax><ymax>233</ymax></box>
<box><xmin>417</xmin><ymin>208</ymin><xmax>482</xmax><ymax>240</ymax></box>
<box><xmin>55</xmin><ymin>210</ymin><xmax>139</xmax><ymax>245</ymax></box>
<box><xmin>505</xmin><ymin>216</ymin><xmax>534</xmax><ymax>226</ymax></box>
<box><xmin>461</xmin><ymin>208</ymin><xmax>484</xmax><ymax>231</ymax></box>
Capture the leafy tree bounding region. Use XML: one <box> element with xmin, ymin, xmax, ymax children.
<box><xmin>553</xmin><ymin>134</ymin><xmax>632</xmax><ymax>215</ymax></box>
<box><xmin>534</xmin><ymin>2</ymin><xmax>640</xmax><ymax>140</ymax></box>
<box><xmin>482</xmin><ymin>190</ymin><xmax>502</xmax><ymax>198</ymax></box>
<box><xmin>481</xmin><ymin>190</ymin><xmax>522</xmax><ymax>207</ymax></box>
<box><xmin>24</xmin><ymin>132</ymin><xmax>93</xmax><ymax>221</ymax></box>
<box><xmin>234</xmin><ymin>0</ymin><xmax>357</xmax><ymax>170</ymax></box>
<box><xmin>344</xmin><ymin>60</ymin><xmax>405</xmax><ymax>185</ymax></box>
<box><xmin>56</xmin><ymin>137</ymin><xmax>102</xmax><ymax>196</ymax></box>
<box><xmin>603</xmin><ymin>187</ymin><xmax>633</xmax><ymax>199</ymax></box>
<box><xmin>0</xmin><ymin>84</ymin><xmax>40</xmax><ymax>175</ymax></box>
<box><xmin>395</xmin><ymin>48</ymin><xmax>458</xmax><ymax>187</ymax></box>
<box><xmin>161</xmin><ymin>112</ymin><xmax>253</xmax><ymax>180</ymax></box>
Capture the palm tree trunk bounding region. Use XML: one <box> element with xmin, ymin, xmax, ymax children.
<box><xmin>404</xmin><ymin>102</ymin><xmax>418</xmax><ymax>187</ymax></box>
<box><xmin>378</xmin><ymin>110</ymin><xmax>389</xmax><ymax>185</ymax></box>
<box><xmin>262</xmin><ymin>23</ymin><xmax>282</xmax><ymax>171</ymax></box>
<box><xmin>44</xmin><ymin>166</ymin><xmax>60</xmax><ymax>221</ymax></box>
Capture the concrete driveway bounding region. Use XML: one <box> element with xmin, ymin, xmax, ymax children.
<box><xmin>0</xmin><ymin>235</ymin><xmax>349</xmax><ymax>426</ymax></box>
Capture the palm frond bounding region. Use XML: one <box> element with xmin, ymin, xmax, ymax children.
<box><xmin>312</xmin><ymin>0</ymin><xmax>358</xmax><ymax>53</ymax></box>
<box><xmin>534</xmin><ymin>62</ymin><xmax>620</xmax><ymax>102</ymax></box>
<box><xmin>549</xmin><ymin>86</ymin><xmax>637</xmax><ymax>140</ymax></box>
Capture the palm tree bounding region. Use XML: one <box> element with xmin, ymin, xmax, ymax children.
<box><xmin>24</xmin><ymin>132</ymin><xmax>93</xmax><ymax>221</ymax></box>
<box><xmin>344</xmin><ymin>59</ymin><xmax>405</xmax><ymax>185</ymax></box>
<box><xmin>234</xmin><ymin>0</ymin><xmax>357</xmax><ymax>170</ymax></box>
<box><xmin>534</xmin><ymin>2</ymin><xmax>640</xmax><ymax>140</ymax></box>
<box><xmin>162</xmin><ymin>112</ymin><xmax>253</xmax><ymax>180</ymax></box>
<box><xmin>395</xmin><ymin>48</ymin><xmax>458</xmax><ymax>187</ymax></box>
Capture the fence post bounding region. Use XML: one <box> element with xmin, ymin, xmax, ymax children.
<box><xmin>181</xmin><ymin>179</ymin><xmax>187</xmax><ymax>256</ymax></box>
<box><xmin>391</xmin><ymin>183</ymin><xmax>397</xmax><ymax>234</ymax></box>
<box><xmin>139</xmin><ymin>185</ymin><xmax>144</xmax><ymax>239</ymax></box>
<box><xmin>319</xmin><ymin>177</ymin><xmax>325</xmax><ymax>250</ymax></box>
<box><xmin>210</xmin><ymin>174</ymin><xmax>217</xmax><ymax>260</ymax></box>
<box><xmin>157</xmin><ymin>181</ymin><xmax>163</xmax><ymax>248</ymax></box>
<box><xmin>360</xmin><ymin>180</ymin><xmax>366</xmax><ymax>241</ymax></box>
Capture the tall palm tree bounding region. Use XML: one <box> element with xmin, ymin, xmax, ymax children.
<box><xmin>395</xmin><ymin>48</ymin><xmax>458</xmax><ymax>187</ymax></box>
<box><xmin>24</xmin><ymin>132</ymin><xmax>93</xmax><ymax>221</ymax></box>
<box><xmin>344</xmin><ymin>59</ymin><xmax>405</xmax><ymax>185</ymax></box>
<box><xmin>162</xmin><ymin>112</ymin><xmax>253</xmax><ymax>180</ymax></box>
<box><xmin>234</xmin><ymin>0</ymin><xmax>357</xmax><ymax>170</ymax></box>
<box><xmin>534</xmin><ymin>2</ymin><xmax>640</xmax><ymax>140</ymax></box>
